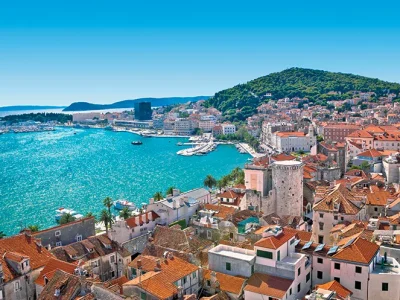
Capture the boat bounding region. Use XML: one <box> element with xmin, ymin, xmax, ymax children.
<box><xmin>113</xmin><ymin>200</ymin><xmax>136</xmax><ymax>211</ymax></box>
<box><xmin>55</xmin><ymin>208</ymin><xmax>82</xmax><ymax>222</ymax></box>
<box><xmin>131</xmin><ymin>141</ymin><xmax>143</xmax><ymax>145</ymax></box>
<box><xmin>177</xmin><ymin>142</ymin><xmax>183</xmax><ymax>146</ymax></box>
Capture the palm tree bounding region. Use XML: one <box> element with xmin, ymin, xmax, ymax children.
<box><xmin>100</xmin><ymin>209</ymin><xmax>112</xmax><ymax>234</ymax></box>
<box><xmin>0</xmin><ymin>231</ymin><xmax>6</xmax><ymax>239</ymax></box>
<box><xmin>120</xmin><ymin>207</ymin><xmax>131</xmax><ymax>220</ymax></box>
<box><xmin>27</xmin><ymin>225</ymin><xmax>40</xmax><ymax>232</ymax></box>
<box><xmin>153</xmin><ymin>191</ymin><xmax>163</xmax><ymax>201</ymax></box>
<box><xmin>231</xmin><ymin>167</ymin><xmax>242</xmax><ymax>181</ymax></box>
<box><xmin>204</xmin><ymin>174</ymin><xmax>217</xmax><ymax>190</ymax></box>
<box><xmin>216</xmin><ymin>179</ymin><xmax>224</xmax><ymax>193</ymax></box>
<box><xmin>166</xmin><ymin>186</ymin><xmax>175</xmax><ymax>196</ymax></box>
<box><xmin>103</xmin><ymin>197</ymin><xmax>113</xmax><ymax>216</ymax></box>
<box><xmin>59</xmin><ymin>213</ymin><xmax>76</xmax><ymax>225</ymax></box>
<box><xmin>85</xmin><ymin>212</ymin><xmax>96</xmax><ymax>221</ymax></box>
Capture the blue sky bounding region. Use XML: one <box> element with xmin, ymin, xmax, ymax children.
<box><xmin>0</xmin><ymin>0</ymin><xmax>399</xmax><ymax>106</ymax></box>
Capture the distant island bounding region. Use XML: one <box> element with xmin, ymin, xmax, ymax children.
<box><xmin>63</xmin><ymin>96</ymin><xmax>210</xmax><ymax>111</ymax></box>
<box><xmin>0</xmin><ymin>105</ymin><xmax>66</xmax><ymax>111</ymax></box>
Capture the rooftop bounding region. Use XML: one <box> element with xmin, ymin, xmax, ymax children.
<box><xmin>209</xmin><ymin>244</ymin><xmax>255</xmax><ymax>262</ymax></box>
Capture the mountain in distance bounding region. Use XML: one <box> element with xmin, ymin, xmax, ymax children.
<box><xmin>205</xmin><ymin>67</ymin><xmax>400</xmax><ymax>121</ymax></box>
<box><xmin>63</xmin><ymin>96</ymin><xmax>211</xmax><ymax>111</ymax></box>
<box><xmin>0</xmin><ymin>105</ymin><xmax>66</xmax><ymax>111</ymax></box>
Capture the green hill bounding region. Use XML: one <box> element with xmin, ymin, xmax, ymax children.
<box><xmin>205</xmin><ymin>68</ymin><xmax>400</xmax><ymax>121</ymax></box>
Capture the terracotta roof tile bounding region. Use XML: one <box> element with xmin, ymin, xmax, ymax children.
<box><xmin>244</xmin><ymin>273</ymin><xmax>293</xmax><ymax>298</ymax></box>
<box><xmin>0</xmin><ymin>233</ymin><xmax>53</xmax><ymax>283</ymax></box>
<box><xmin>316</xmin><ymin>280</ymin><xmax>352</xmax><ymax>299</ymax></box>
<box><xmin>254</xmin><ymin>229</ymin><xmax>296</xmax><ymax>250</ymax></box>
<box><xmin>35</xmin><ymin>258</ymin><xmax>77</xmax><ymax>287</ymax></box>
<box><xmin>333</xmin><ymin>237</ymin><xmax>379</xmax><ymax>264</ymax></box>
<box><xmin>203</xmin><ymin>270</ymin><xmax>246</xmax><ymax>295</ymax></box>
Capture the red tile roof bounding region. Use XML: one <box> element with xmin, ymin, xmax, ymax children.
<box><xmin>333</xmin><ymin>237</ymin><xmax>379</xmax><ymax>265</ymax></box>
<box><xmin>35</xmin><ymin>258</ymin><xmax>77</xmax><ymax>287</ymax></box>
<box><xmin>254</xmin><ymin>229</ymin><xmax>296</xmax><ymax>250</ymax></box>
<box><xmin>244</xmin><ymin>273</ymin><xmax>293</xmax><ymax>298</ymax></box>
<box><xmin>203</xmin><ymin>270</ymin><xmax>246</xmax><ymax>295</ymax></box>
<box><xmin>316</xmin><ymin>280</ymin><xmax>352</xmax><ymax>299</ymax></box>
<box><xmin>0</xmin><ymin>233</ymin><xmax>53</xmax><ymax>283</ymax></box>
<box><xmin>125</xmin><ymin>211</ymin><xmax>160</xmax><ymax>228</ymax></box>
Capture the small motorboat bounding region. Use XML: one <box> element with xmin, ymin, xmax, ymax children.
<box><xmin>177</xmin><ymin>142</ymin><xmax>183</xmax><ymax>146</ymax></box>
<box><xmin>113</xmin><ymin>200</ymin><xmax>136</xmax><ymax>211</ymax></box>
<box><xmin>131</xmin><ymin>141</ymin><xmax>143</xmax><ymax>145</ymax></box>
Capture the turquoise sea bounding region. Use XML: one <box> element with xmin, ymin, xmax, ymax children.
<box><xmin>0</xmin><ymin>128</ymin><xmax>250</xmax><ymax>235</ymax></box>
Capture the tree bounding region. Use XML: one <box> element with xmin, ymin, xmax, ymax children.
<box><xmin>85</xmin><ymin>212</ymin><xmax>96</xmax><ymax>220</ymax></box>
<box><xmin>59</xmin><ymin>213</ymin><xmax>76</xmax><ymax>225</ymax></box>
<box><xmin>204</xmin><ymin>174</ymin><xmax>217</xmax><ymax>190</ymax></box>
<box><xmin>0</xmin><ymin>231</ymin><xmax>5</xmax><ymax>239</ymax></box>
<box><xmin>27</xmin><ymin>225</ymin><xmax>40</xmax><ymax>232</ymax></box>
<box><xmin>166</xmin><ymin>186</ymin><xmax>175</xmax><ymax>196</ymax></box>
<box><xmin>153</xmin><ymin>191</ymin><xmax>164</xmax><ymax>201</ymax></box>
<box><xmin>100</xmin><ymin>209</ymin><xmax>112</xmax><ymax>234</ymax></box>
<box><xmin>216</xmin><ymin>180</ymin><xmax>225</xmax><ymax>192</ymax></box>
<box><xmin>103</xmin><ymin>197</ymin><xmax>113</xmax><ymax>216</ymax></box>
<box><xmin>360</xmin><ymin>161</ymin><xmax>371</xmax><ymax>172</ymax></box>
<box><xmin>119</xmin><ymin>207</ymin><xmax>131</xmax><ymax>220</ymax></box>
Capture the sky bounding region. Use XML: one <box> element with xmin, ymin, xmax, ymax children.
<box><xmin>0</xmin><ymin>0</ymin><xmax>400</xmax><ymax>107</ymax></box>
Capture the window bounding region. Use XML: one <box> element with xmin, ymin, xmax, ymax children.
<box><xmin>193</xmin><ymin>272</ymin><xmax>196</xmax><ymax>279</ymax></box>
<box><xmin>317</xmin><ymin>271</ymin><xmax>323</xmax><ymax>279</ymax></box>
<box><xmin>382</xmin><ymin>282</ymin><xmax>389</xmax><ymax>291</ymax></box>
<box><xmin>306</xmin><ymin>272</ymin><xmax>310</xmax><ymax>282</ymax></box>
<box><xmin>319</xmin><ymin>213</ymin><xmax>324</xmax><ymax>218</ymax></box>
<box><xmin>132</xmin><ymin>268</ymin><xmax>137</xmax><ymax>276</ymax></box>
<box><xmin>334</xmin><ymin>277</ymin><xmax>340</xmax><ymax>283</ymax></box>
<box><xmin>289</xmin><ymin>288</ymin><xmax>292</xmax><ymax>295</ymax></box>
<box><xmin>374</xmin><ymin>207</ymin><xmax>378</xmax><ymax>212</ymax></box>
<box><xmin>56</xmin><ymin>241</ymin><xmax>62</xmax><ymax>247</ymax></box>
<box><xmin>226</xmin><ymin>262</ymin><xmax>231</xmax><ymax>271</ymax></box>
<box><xmin>297</xmin><ymin>283</ymin><xmax>301</xmax><ymax>293</ymax></box>
<box><xmin>297</xmin><ymin>267</ymin><xmax>301</xmax><ymax>276</ymax></box>
<box><xmin>183</xmin><ymin>276</ymin><xmax>187</xmax><ymax>284</ymax></box>
<box><xmin>290</xmin><ymin>239</ymin><xmax>295</xmax><ymax>245</ymax></box>
<box><xmin>355</xmin><ymin>266</ymin><xmax>362</xmax><ymax>274</ymax></box>
<box><xmin>317</xmin><ymin>258</ymin><xmax>323</xmax><ymax>264</ymax></box>
<box><xmin>111</xmin><ymin>271</ymin><xmax>115</xmax><ymax>278</ymax></box>
<box><xmin>207</xmin><ymin>280</ymin><xmax>211</xmax><ymax>286</ymax></box>
<box><xmin>318</xmin><ymin>236</ymin><xmax>324</xmax><ymax>244</ymax></box>
<box><xmin>277</xmin><ymin>250</ymin><xmax>281</xmax><ymax>261</ymax></box>
<box><xmin>110</xmin><ymin>255</ymin><xmax>115</xmax><ymax>264</ymax></box>
<box><xmin>55</xmin><ymin>230</ymin><xmax>61</xmax><ymax>237</ymax></box>
<box><xmin>334</xmin><ymin>263</ymin><xmax>340</xmax><ymax>270</ymax></box>
<box><xmin>257</xmin><ymin>250</ymin><xmax>273</xmax><ymax>259</ymax></box>
<box><xmin>14</xmin><ymin>281</ymin><xmax>20</xmax><ymax>292</ymax></box>
<box><xmin>141</xmin><ymin>292</ymin><xmax>146</xmax><ymax>300</ymax></box>
<box><xmin>334</xmin><ymin>215</ymin><xmax>338</xmax><ymax>220</ymax></box>
<box><xmin>319</xmin><ymin>223</ymin><xmax>324</xmax><ymax>230</ymax></box>
<box><xmin>355</xmin><ymin>281</ymin><xmax>361</xmax><ymax>290</ymax></box>
<box><xmin>76</xmin><ymin>235</ymin><xmax>82</xmax><ymax>242</ymax></box>
<box><xmin>251</xmin><ymin>265</ymin><xmax>254</xmax><ymax>274</ymax></box>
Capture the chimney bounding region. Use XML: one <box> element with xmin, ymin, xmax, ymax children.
<box><xmin>149</xmin><ymin>198</ymin><xmax>154</xmax><ymax>205</ymax></box>
<box><xmin>172</xmin><ymin>189</ymin><xmax>180</xmax><ymax>197</ymax></box>
<box><xmin>168</xmin><ymin>252</ymin><xmax>174</xmax><ymax>260</ymax></box>
<box><xmin>155</xmin><ymin>259</ymin><xmax>161</xmax><ymax>271</ymax></box>
<box><xmin>137</xmin><ymin>259</ymin><xmax>142</xmax><ymax>269</ymax></box>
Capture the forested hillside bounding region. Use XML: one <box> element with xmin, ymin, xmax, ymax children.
<box><xmin>206</xmin><ymin>68</ymin><xmax>400</xmax><ymax>121</ymax></box>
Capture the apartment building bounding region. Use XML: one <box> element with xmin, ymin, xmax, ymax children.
<box><xmin>323</xmin><ymin>124</ymin><xmax>361</xmax><ymax>142</ymax></box>
<box><xmin>174</xmin><ymin>118</ymin><xmax>193</xmax><ymax>135</ymax></box>
<box><xmin>221</xmin><ymin>123</ymin><xmax>236</xmax><ymax>135</ymax></box>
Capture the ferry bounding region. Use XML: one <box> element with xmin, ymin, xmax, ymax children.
<box><xmin>131</xmin><ymin>141</ymin><xmax>143</xmax><ymax>145</ymax></box>
<box><xmin>55</xmin><ymin>208</ymin><xmax>83</xmax><ymax>222</ymax></box>
<box><xmin>113</xmin><ymin>200</ymin><xmax>136</xmax><ymax>211</ymax></box>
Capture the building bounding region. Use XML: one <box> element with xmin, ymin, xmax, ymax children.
<box><xmin>269</xmin><ymin>160</ymin><xmax>304</xmax><ymax>217</ymax></box>
<box><xmin>221</xmin><ymin>123</ymin><xmax>236</xmax><ymax>135</ymax></box>
<box><xmin>50</xmin><ymin>234</ymin><xmax>132</xmax><ymax>281</ymax></box>
<box><xmin>202</xmin><ymin>269</ymin><xmax>246</xmax><ymax>299</ymax></box>
<box><xmin>124</xmin><ymin>254</ymin><xmax>200</xmax><ymax>299</ymax></box>
<box><xmin>72</xmin><ymin>112</ymin><xmax>103</xmax><ymax>122</ymax></box>
<box><xmin>113</xmin><ymin>119</ymin><xmax>152</xmax><ymax>129</ymax></box>
<box><xmin>0</xmin><ymin>232</ymin><xmax>53</xmax><ymax>300</ymax></box>
<box><xmin>271</xmin><ymin>128</ymin><xmax>316</xmax><ymax>153</ymax></box>
<box><xmin>32</xmin><ymin>216</ymin><xmax>95</xmax><ymax>249</ymax></box>
<box><xmin>198</xmin><ymin>120</ymin><xmax>216</xmax><ymax>132</ymax></box>
<box><xmin>323</xmin><ymin>124</ymin><xmax>361</xmax><ymax>142</ymax></box>
<box><xmin>244</xmin><ymin>156</ymin><xmax>271</xmax><ymax>197</ymax></box>
<box><xmin>312</xmin><ymin>184</ymin><xmax>365</xmax><ymax>245</ymax></box>
<box><xmin>146</xmin><ymin>188</ymin><xmax>210</xmax><ymax>226</ymax></box>
<box><xmin>108</xmin><ymin>211</ymin><xmax>160</xmax><ymax>244</ymax></box>
<box><xmin>383</xmin><ymin>152</ymin><xmax>400</xmax><ymax>184</ymax></box>
<box><xmin>134</xmin><ymin>102</ymin><xmax>152</xmax><ymax>121</ymax></box>
<box><xmin>174</xmin><ymin>118</ymin><xmax>193</xmax><ymax>135</ymax></box>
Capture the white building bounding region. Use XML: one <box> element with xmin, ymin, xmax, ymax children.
<box><xmin>108</xmin><ymin>211</ymin><xmax>160</xmax><ymax>244</ymax></box>
<box><xmin>383</xmin><ymin>153</ymin><xmax>400</xmax><ymax>184</ymax></box>
<box><xmin>271</xmin><ymin>125</ymin><xmax>316</xmax><ymax>153</ymax></box>
<box><xmin>221</xmin><ymin>123</ymin><xmax>236</xmax><ymax>135</ymax></box>
<box><xmin>146</xmin><ymin>188</ymin><xmax>211</xmax><ymax>226</ymax></box>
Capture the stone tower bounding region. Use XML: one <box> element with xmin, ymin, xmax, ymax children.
<box><xmin>272</xmin><ymin>160</ymin><xmax>304</xmax><ymax>217</ymax></box>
